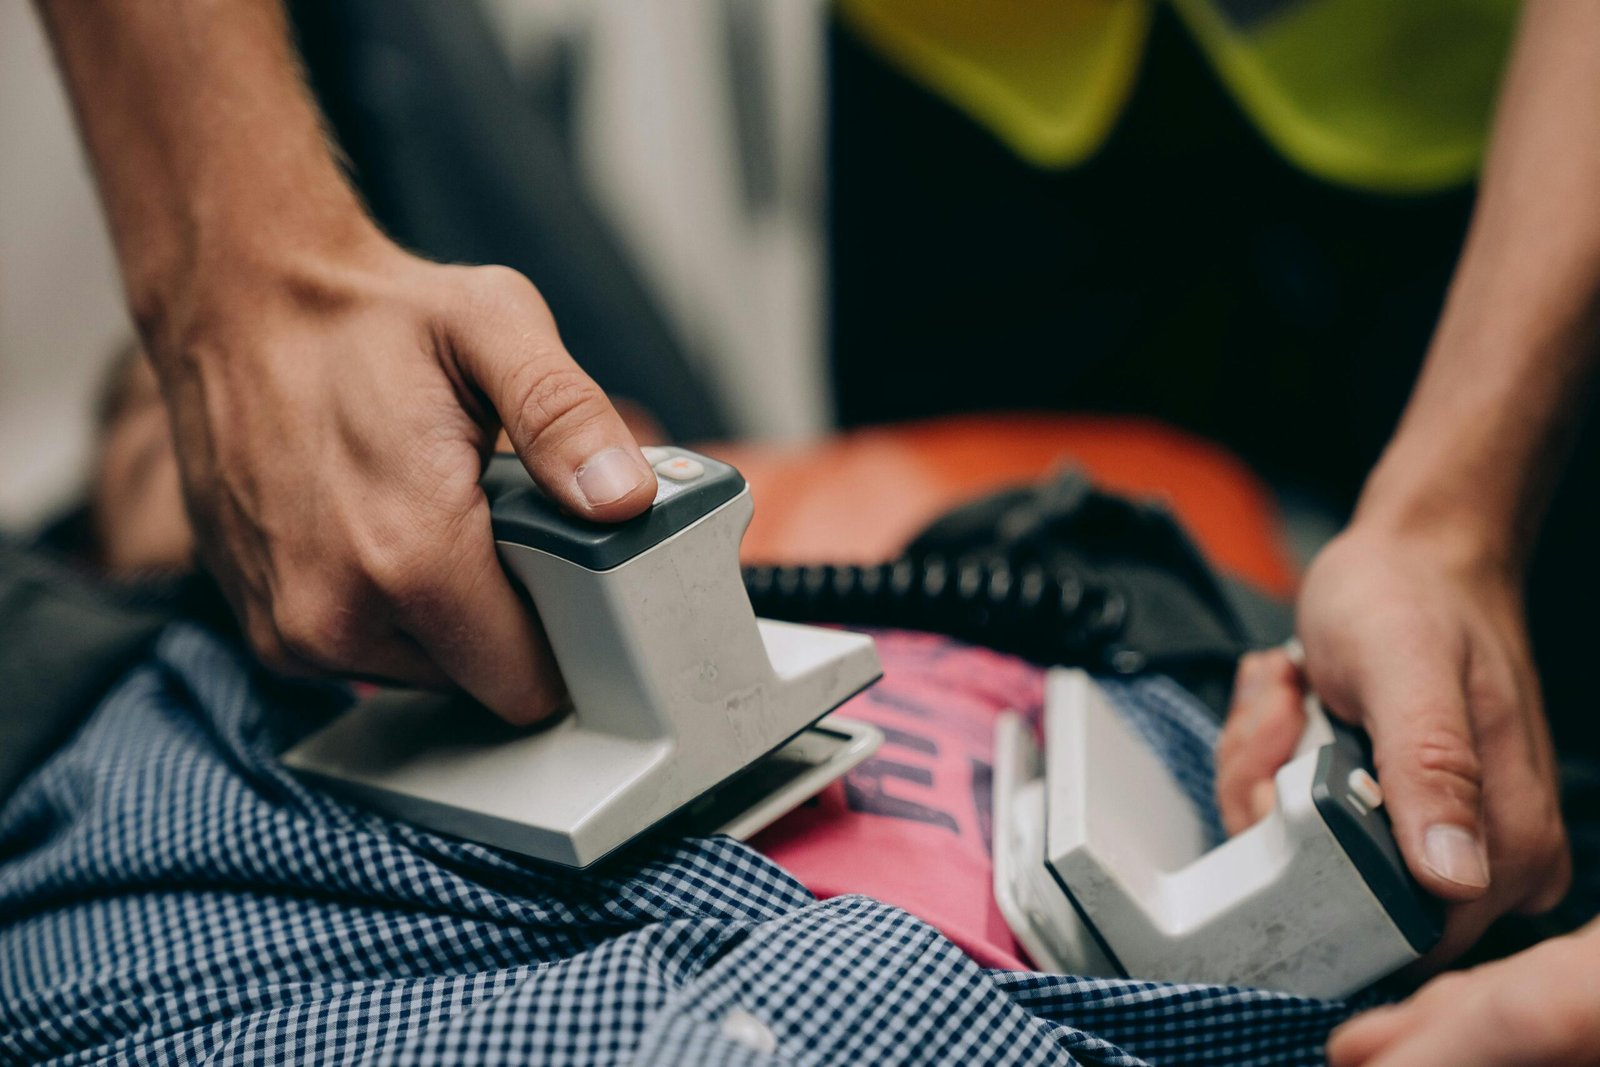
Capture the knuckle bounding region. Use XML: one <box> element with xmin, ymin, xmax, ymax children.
<box><xmin>508</xmin><ymin>364</ymin><xmax>609</xmax><ymax>441</ymax></box>
<box><xmin>1463</xmin><ymin>656</ymin><xmax>1524</xmax><ymax>719</ymax></box>
<box><xmin>271</xmin><ymin>591</ymin><xmax>355</xmax><ymax>666</ymax></box>
<box><xmin>360</xmin><ymin>528</ymin><xmax>465</xmax><ymax>619</ymax></box>
<box><xmin>360</xmin><ymin>540</ymin><xmax>424</xmax><ymax>604</ymax></box>
<box><xmin>1404</xmin><ymin>727</ymin><xmax>1483</xmax><ymax>806</ymax></box>
<box><xmin>470</xmin><ymin>264</ymin><xmax>543</xmax><ymax>307</ymax></box>
<box><xmin>383</xmin><ymin>562</ymin><xmax>448</xmax><ymax>620</ymax></box>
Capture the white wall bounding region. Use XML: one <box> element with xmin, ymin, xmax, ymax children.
<box><xmin>0</xmin><ymin>1</ymin><xmax>831</xmax><ymax>532</ymax></box>
<box><xmin>484</xmin><ymin>0</ymin><xmax>833</xmax><ymax>440</ymax></box>
<box><xmin>0</xmin><ymin>4</ymin><xmax>130</xmax><ymax>529</ymax></box>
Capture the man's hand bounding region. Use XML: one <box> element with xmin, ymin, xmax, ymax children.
<box><xmin>32</xmin><ymin>0</ymin><xmax>661</xmax><ymax>723</ymax></box>
<box><xmin>152</xmin><ymin>236</ymin><xmax>657</xmax><ymax>723</ymax></box>
<box><xmin>1216</xmin><ymin>523</ymin><xmax>1569</xmax><ymax>965</ymax></box>
<box><xmin>1326</xmin><ymin>918</ymin><xmax>1600</xmax><ymax>1067</ymax></box>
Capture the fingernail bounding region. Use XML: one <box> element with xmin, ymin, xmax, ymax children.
<box><xmin>576</xmin><ymin>448</ymin><xmax>649</xmax><ymax>507</ymax></box>
<box><xmin>1424</xmin><ymin>824</ymin><xmax>1490</xmax><ymax>888</ymax></box>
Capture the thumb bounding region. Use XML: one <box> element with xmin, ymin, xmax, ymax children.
<box><xmin>1344</xmin><ymin>655</ymin><xmax>1491</xmax><ymax>901</ymax></box>
<box><xmin>451</xmin><ymin>266</ymin><xmax>657</xmax><ymax>521</ymax></box>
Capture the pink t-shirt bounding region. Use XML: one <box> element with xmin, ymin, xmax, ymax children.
<box><xmin>753</xmin><ymin>630</ymin><xmax>1044</xmax><ymax>970</ymax></box>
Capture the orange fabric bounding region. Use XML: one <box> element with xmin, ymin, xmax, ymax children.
<box><xmin>702</xmin><ymin>414</ymin><xmax>1295</xmax><ymax>597</ymax></box>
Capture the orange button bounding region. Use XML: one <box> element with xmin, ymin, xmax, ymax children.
<box><xmin>1347</xmin><ymin>769</ymin><xmax>1384</xmax><ymax>810</ymax></box>
<box><xmin>654</xmin><ymin>457</ymin><xmax>705</xmax><ymax>482</ymax></box>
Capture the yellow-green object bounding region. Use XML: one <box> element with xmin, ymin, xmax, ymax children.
<box><xmin>836</xmin><ymin>0</ymin><xmax>1520</xmax><ymax>192</ymax></box>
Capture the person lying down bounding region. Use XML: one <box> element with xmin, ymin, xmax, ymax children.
<box><xmin>0</xmin><ymin>354</ymin><xmax>1583</xmax><ymax>1066</ymax></box>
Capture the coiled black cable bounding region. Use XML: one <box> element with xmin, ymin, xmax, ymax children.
<box><xmin>742</xmin><ymin>555</ymin><xmax>1130</xmax><ymax>670</ymax></box>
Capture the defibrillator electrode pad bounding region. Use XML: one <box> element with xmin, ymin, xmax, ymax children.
<box><xmin>283</xmin><ymin>448</ymin><xmax>883</xmax><ymax>868</ymax></box>
<box><xmin>994</xmin><ymin>669</ymin><xmax>1442</xmax><ymax>999</ymax></box>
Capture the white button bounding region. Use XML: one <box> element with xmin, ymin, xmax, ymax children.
<box><xmin>1347</xmin><ymin>768</ymin><xmax>1384</xmax><ymax>810</ymax></box>
<box><xmin>654</xmin><ymin>456</ymin><xmax>705</xmax><ymax>482</ymax></box>
<box><xmin>719</xmin><ymin>1008</ymin><xmax>776</xmax><ymax>1054</ymax></box>
<box><xmin>642</xmin><ymin>446</ymin><xmax>671</xmax><ymax>465</ymax></box>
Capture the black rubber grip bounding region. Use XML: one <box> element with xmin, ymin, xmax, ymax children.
<box><xmin>1312</xmin><ymin>723</ymin><xmax>1445</xmax><ymax>955</ymax></box>
<box><xmin>483</xmin><ymin>449</ymin><xmax>745</xmax><ymax>571</ymax></box>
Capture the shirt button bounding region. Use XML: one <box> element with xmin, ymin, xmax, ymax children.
<box><xmin>720</xmin><ymin>1008</ymin><xmax>776</xmax><ymax>1054</ymax></box>
<box><xmin>655</xmin><ymin>456</ymin><xmax>705</xmax><ymax>482</ymax></box>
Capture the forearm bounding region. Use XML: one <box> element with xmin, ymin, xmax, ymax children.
<box><xmin>1358</xmin><ymin>0</ymin><xmax>1600</xmax><ymax>570</ymax></box>
<box><xmin>32</xmin><ymin>0</ymin><xmax>378</xmax><ymax>339</ymax></box>
<box><xmin>31</xmin><ymin>2</ymin><xmax>655</xmax><ymax>725</ymax></box>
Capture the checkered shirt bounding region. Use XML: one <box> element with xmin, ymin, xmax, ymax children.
<box><xmin>1</xmin><ymin>625</ymin><xmax>1350</xmax><ymax>1065</ymax></box>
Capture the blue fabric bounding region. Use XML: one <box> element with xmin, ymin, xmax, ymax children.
<box><xmin>1101</xmin><ymin>674</ymin><xmax>1228</xmax><ymax>847</ymax></box>
<box><xmin>0</xmin><ymin>624</ymin><xmax>1350</xmax><ymax>1065</ymax></box>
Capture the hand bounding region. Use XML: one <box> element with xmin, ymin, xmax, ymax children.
<box><xmin>1215</xmin><ymin>523</ymin><xmax>1569</xmax><ymax>965</ymax></box>
<box><xmin>143</xmin><ymin>232</ymin><xmax>658</xmax><ymax>723</ymax></box>
<box><xmin>94</xmin><ymin>347</ymin><xmax>195</xmax><ymax>574</ymax></box>
<box><xmin>1326</xmin><ymin>919</ymin><xmax>1600</xmax><ymax>1066</ymax></box>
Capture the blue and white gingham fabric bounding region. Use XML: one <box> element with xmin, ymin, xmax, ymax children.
<box><xmin>0</xmin><ymin>624</ymin><xmax>1352</xmax><ymax>1066</ymax></box>
<box><xmin>1099</xmin><ymin>674</ymin><xmax>1229</xmax><ymax>847</ymax></box>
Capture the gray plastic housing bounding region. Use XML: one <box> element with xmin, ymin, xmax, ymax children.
<box><xmin>994</xmin><ymin>669</ymin><xmax>1433</xmax><ymax>999</ymax></box>
<box><xmin>283</xmin><ymin>450</ymin><xmax>882</xmax><ymax>868</ymax></box>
